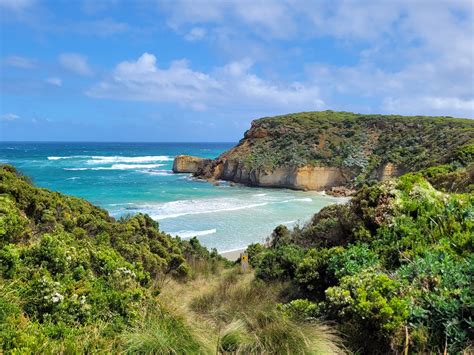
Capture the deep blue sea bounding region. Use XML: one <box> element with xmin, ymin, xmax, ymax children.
<box><xmin>0</xmin><ymin>142</ymin><xmax>343</xmax><ymax>252</ymax></box>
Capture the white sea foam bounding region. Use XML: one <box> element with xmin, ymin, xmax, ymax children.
<box><xmin>146</xmin><ymin>199</ymin><xmax>269</xmax><ymax>220</ymax></box>
<box><xmin>282</xmin><ymin>220</ymin><xmax>297</xmax><ymax>225</ymax></box>
<box><xmin>139</xmin><ymin>169</ymin><xmax>174</xmax><ymax>176</ymax></box>
<box><xmin>64</xmin><ymin>164</ymin><xmax>164</xmax><ymax>171</ymax></box>
<box><xmin>172</xmin><ymin>229</ymin><xmax>217</xmax><ymax>238</ymax></box>
<box><xmin>49</xmin><ymin>155</ymin><xmax>173</xmax><ymax>163</ymax></box>
<box><xmin>288</xmin><ymin>197</ymin><xmax>312</xmax><ymax>203</ymax></box>
<box><xmin>140</xmin><ymin>195</ymin><xmax>315</xmax><ymax>221</ymax></box>
<box><xmin>48</xmin><ymin>156</ymin><xmax>88</xmax><ymax>160</ymax></box>
<box><xmin>87</xmin><ymin>156</ymin><xmax>173</xmax><ymax>164</ymax></box>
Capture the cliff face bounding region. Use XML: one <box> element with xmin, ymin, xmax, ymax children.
<box><xmin>172</xmin><ymin>155</ymin><xmax>211</xmax><ymax>173</ymax></box>
<box><xmin>196</xmin><ymin>159</ymin><xmax>350</xmax><ymax>190</ymax></box>
<box><xmin>191</xmin><ymin>111</ymin><xmax>474</xmax><ymax>191</ymax></box>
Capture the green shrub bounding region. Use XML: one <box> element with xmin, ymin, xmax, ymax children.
<box><xmin>253</xmin><ymin>173</ymin><xmax>473</xmax><ymax>353</ymax></box>
<box><xmin>255</xmin><ymin>245</ymin><xmax>304</xmax><ymax>281</ymax></box>
<box><xmin>0</xmin><ymin>165</ymin><xmax>228</xmax><ymax>352</ymax></box>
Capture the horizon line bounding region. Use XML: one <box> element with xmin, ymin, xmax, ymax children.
<box><xmin>0</xmin><ymin>141</ymin><xmax>237</xmax><ymax>144</ymax></box>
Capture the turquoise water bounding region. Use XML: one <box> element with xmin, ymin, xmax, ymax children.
<box><xmin>0</xmin><ymin>142</ymin><xmax>343</xmax><ymax>252</ymax></box>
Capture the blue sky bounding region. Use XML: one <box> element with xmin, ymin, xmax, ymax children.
<box><xmin>1</xmin><ymin>0</ymin><xmax>473</xmax><ymax>142</ymax></box>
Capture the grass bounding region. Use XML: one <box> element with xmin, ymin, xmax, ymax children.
<box><xmin>122</xmin><ymin>304</ymin><xmax>209</xmax><ymax>354</ymax></box>
<box><xmin>159</xmin><ymin>268</ymin><xmax>346</xmax><ymax>354</ymax></box>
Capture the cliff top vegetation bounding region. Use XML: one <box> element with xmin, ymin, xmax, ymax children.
<box><xmin>222</xmin><ymin>111</ymin><xmax>473</xmax><ymax>187</ymax></box>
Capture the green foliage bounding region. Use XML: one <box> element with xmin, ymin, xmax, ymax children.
<box><xmin>255</xmin><ymin>245</ymin><xmax>304</xmax><ymax>281</ymax></box>
<box><xmin>228</xmin><ymin>110</ymin><xmax>474</xmax><ymax>187</ymax></box>
<box><xmin>397</xmin><ymin>252</ymin><xmax>473</xmax><ymax>351</ymax></box>
<box><xmin>122</xmin><ymin>305</ymin><xmax>205</xmax><ymax>354</ymax></box>
<box><xmin>325</xmin><ymin>271</ymin><xmax>409</xmax><ymax>333</ymax></box>
<box><xmin>253</xmin><ymin>173</ymin><xmax>473</xmax><ymax>353</ymax></box>
<box><xmin>279</xmin><ymin>299</ymin><xmax>320</xmax><ymax>321</ymax></box>
<box><xmin>0</xmin><ymin>165</ymin><xmax>225</xmax><ymax>352</ymax></box>
<box><xmin>246</xmin><ymin>242</ymin><xmax>265</xmax><ymax>267</ymax></box>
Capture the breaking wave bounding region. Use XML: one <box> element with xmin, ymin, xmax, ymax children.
<box><xmin>172</xmin><ymin>229</ymin><xmax>217</xmax><ymax>238</ymax></box>
<box><xmin>64</xmin><ymin>164</ymin><xmax>164</xmax><ymax>171</ymax></box>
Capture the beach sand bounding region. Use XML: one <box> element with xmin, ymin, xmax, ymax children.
<box><xmin>220</xmin><ymin>248</ymin><xmax>245</xmax><ymax>261</ymax></box>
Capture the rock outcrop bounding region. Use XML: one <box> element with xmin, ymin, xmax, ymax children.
<box><xmin>379</xmin><ymin>162</ymin><xmax>400</xmax><ymax>181</ymax></box>
<box><xmin>195</xmin><ymin>159</ymin><xmax>351</xmax><ymax>190</ymax></box>
<box><xmin>172</xmin><ymin>155</ymin><xmax>211</xmax><ymax>173</ymax></box>
<box><xmin>176</xmin><ymin>111</ymin><xmax>474</xmax><ymax>191</ymax></box>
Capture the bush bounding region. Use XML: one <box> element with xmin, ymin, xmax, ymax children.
<box><xmin>253</xmin><ymin>174</ymin><xmax>473</xmax><ymax>353</ymax></box>
<box><xmin>255</xmin><ymin>245</ymin><xmax>304</xmax><ymax>281</ymax></box>
<box><xmin>0</xmin><ymin>165</ymin><xmax>228</xmax><ymax>351</ymax></box>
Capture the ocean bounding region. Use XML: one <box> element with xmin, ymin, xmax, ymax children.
<box><xmin>0</xmin><ymin>142</ymin><xmax>343</xmax><ymax>252</ymax></box>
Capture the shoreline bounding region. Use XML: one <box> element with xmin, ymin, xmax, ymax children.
<box><xmin>220</xmin><ymin>248</ymin><xmax>246</xmax><ymax>261</ymax></box>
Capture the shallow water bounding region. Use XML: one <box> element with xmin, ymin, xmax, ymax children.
<box><xmin>0</xmin><ymin>142</ymin><xmax>343</xmax><ymax>252</ymax></box>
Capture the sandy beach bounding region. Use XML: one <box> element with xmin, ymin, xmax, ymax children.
<box><xmin>220</xmin><ymin>248</ymin><xmax>246</xmax><ymax>261</ymax></box>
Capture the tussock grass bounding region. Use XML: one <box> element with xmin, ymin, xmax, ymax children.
<box><xmin>181</xmin><ymin>268</ymin><xmax>346</xmax><ymax>354</ymax></box>
<box><xmin>121</xmin><ymin>303</ymin><xmax>211</xmax><ymax>354</ymax></box>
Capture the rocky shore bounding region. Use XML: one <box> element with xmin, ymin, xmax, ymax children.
<box><xmin>172</xmin><ymin>111</ymin><xmax>473</xmax><ymax>192</ymax></box>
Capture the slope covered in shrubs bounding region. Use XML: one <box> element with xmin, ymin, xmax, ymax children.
<box><xmin>213</xmin><ymin>111</ymin><xmax>474</xmax><ymax>188</ymax></box>
<box><xmin>0</xmin><ymin>165</ymin><xmax>224</xmax><ymax>352</ymax></box>
<box><xmin>248</xmin><ymin>172</ymin><xmax>473</xmax><ymax>353</ymax></box>
<box><xmin>0</xmin><ymin>165</ymin><xmax>344</xmax><ymax>353</ymax></box>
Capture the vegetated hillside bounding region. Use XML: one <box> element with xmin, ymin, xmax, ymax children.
<box><xmin>196</xmin><ymin>111</ymin><xmax>474</xmax><ymax>190</ymax></box>
<box><xmin>247</xmin><ymin>170</ymin><xmax>473</xmax><ymax>353</ymax></box>
<box><xmin>0</xmin><ymin>165</ymin><xmax>216</xmax><ymax>351</ymax></box>
<box><xmin>0</xmin><ymin>165</ymin><xmax>344</xmax><ymax>354</ymax></box>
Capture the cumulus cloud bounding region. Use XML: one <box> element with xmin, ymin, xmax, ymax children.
<box><xmin>59</xmin><ymin>53</ymin><xmax>93</xmax><ymax>76</ymax></box>
<box><xmin>87</xmin><ymin>53</ymin><xmax>324</xmax><ymax>112</ymax></box>
<box><xmin>45</xmin><ymin>77</ymin><xmax>62</xmax><ymax>86</ymax></box>
<box><xmin>157</xmin><ymin>0</ymin><xmax>474</xmax><ymax>117</ymax></box>
<box><xmin>3</xmin><ymin>55</ymin><xmax>36</xmax><ymax>69</ymax></box>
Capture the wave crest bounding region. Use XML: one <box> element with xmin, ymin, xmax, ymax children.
<box><xmin>172</xmin><ymin>229</ymin><xmax>217</xmax><ymax>238</ymax></box>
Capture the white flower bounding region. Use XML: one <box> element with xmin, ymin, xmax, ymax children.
<box><xmin>51</xmin><ymin>292</ymin><xmax>64</xmax><ymax>303</ymax></box>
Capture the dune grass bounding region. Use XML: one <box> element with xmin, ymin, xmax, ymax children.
<box><xmin>159</xmin><ymin>268</ymin><xmax>346</xmax><ymax>354</ymax></box>
<box><xmin>121</xmin><ymin>305</ymin><xmax>209</xmax><ymax>354</ymax></box>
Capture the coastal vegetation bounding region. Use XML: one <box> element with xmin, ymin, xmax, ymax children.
<box><xmin>195</xmin><ymin>111</ymin><xmax>474</xmax><ymax>189</ymax></box>
<box><xmin>0</xmin><ymin>165</ymin><xmax>343</xmax><ymax>353</ymax></box>
<box><xmin>1</xmin><ymin>111</ymin><xmax>473</xmax><ymax>353</ymax></box>
<box><xmin>248</xmin><ymin>171</ymin><xmax>473</xmax><ymax>353</ymax></box>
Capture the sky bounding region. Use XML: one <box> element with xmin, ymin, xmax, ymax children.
<box><xmin>0</xmin><ymin>0</ymin><xmax>473</xmax><ymax>142</ymax></box>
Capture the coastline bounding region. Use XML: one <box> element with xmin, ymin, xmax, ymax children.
<box><xmin>220</xmin><ymin>248</ymin><xmax>246</xmax><ymax>261</ymax></box>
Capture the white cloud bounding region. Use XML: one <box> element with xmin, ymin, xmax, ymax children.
<box><xmin>185</xmin><ymin>27</ymin><xmax>206</xmax><ymax>41</ymax></box>
<box><xmin>45</xmin><ymin>77</ymin><xmax>62</xmax><ymax>86</ymax></box>
<box><xmin>161</xmin><ymin>0</ymin><xmax>296</xmax><ymax>39</ymax></box>
<box><xmin>1</xmin><ymin>113</ymin><xmax>20</xmax><ymax>121</ymax></box>
<box><xmin>156</xmin><ymin>0</ymin><xmax>474</xmax><ymax>117</ymax></box>
<box><xmin>87</xmin><ymin>53</ymin><xmax>324</xmax><ymax>112</ymax></box>
<box><xmin>59</xmin><ymin>53</ymin><xmax>93</xmax><ymax>76</ymax></box>
<box><xmin>3</xmin><ymin>55</ymin><xmax>36</xmax><ymax>69</ymax></box>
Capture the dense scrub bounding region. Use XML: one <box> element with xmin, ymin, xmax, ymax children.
<box><xmin>1</xmin><ymin>165</ymin><xmax>345</xmax><ymax>353</ymax></box>
<box><xmin>248</xmin><ymin>173</ymin><xmax>473</xmax><ymax>353</ymax></box>
<box><xmin>222</xmin><ymin>111</ymin><xmax>474</xmax><ymax>187</ymax></box>
<box><xmin>0</xmin><ymin>165</ymin><xmax>225</xmax><ymax>352</ymax></box>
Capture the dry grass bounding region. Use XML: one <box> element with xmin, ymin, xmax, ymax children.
<box><xmin>160</xmin><ymin>267</ymin><xmax>347</xmax><ymax>354</ymax></box>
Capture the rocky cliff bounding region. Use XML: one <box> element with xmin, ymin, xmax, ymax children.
<box><xmin>188</xmin><ymin>111</ymin><xmax>474</xmax><ymax>191</ymax></box>
<box><xmin>172</xmin><ymin>155</ymin><xmax>211</xmax><ymax>173</ymax></box>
